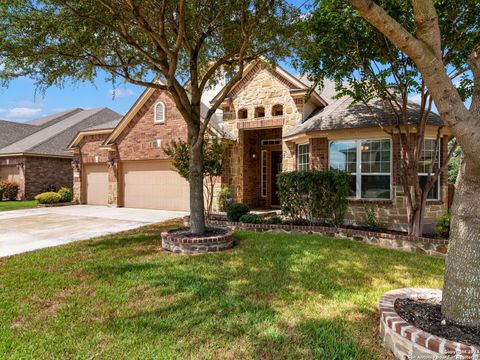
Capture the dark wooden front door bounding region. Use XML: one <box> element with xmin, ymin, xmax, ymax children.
<box><xmin>270</xmin><ymin>151</ymin><xmax>282</xmax><ymax>206</ymax></box>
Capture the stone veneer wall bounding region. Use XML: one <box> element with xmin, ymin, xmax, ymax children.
<box><xmin>220</xmin><ymin>65</ymin><xmax>304</xmax><ymax>203</ymax></box>
<box><xmin>308</xmin><ymin>134</ymin><xmax>449</xmax><ymax>233</ymax></box>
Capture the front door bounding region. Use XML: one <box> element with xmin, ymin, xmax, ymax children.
<box><xmin>270</xmin><ymin>151</ymin><xmax>282</xmax><ymax>206</ymax></box>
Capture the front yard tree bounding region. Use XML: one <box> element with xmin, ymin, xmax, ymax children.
<box><xmin>0</xmin><ymin>0</ymin><xmax>297</xmax><ymax>234</ymax></box>
<box><xmin>346</xmin><ymin>0</ymin><xmax>480</xmax><ymax>327</ymax></box>
<box><xmin>298</xmin><ymin>0</ymin><xmax>475</xmax><ymax>237</ymax></box>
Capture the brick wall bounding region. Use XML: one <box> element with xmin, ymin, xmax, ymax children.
<box><xmin>24</xmin><ymin>156</ymin><xmax>73</xmax><ymax>199</ymax></box>
<box><xmin>116</xmin><ymin>89</ymin><xmax>188</xmax><ymax>161</ymax></box>
<box><xmin>309</xmin><ymin>137</ymin><xmax>328</xmax><ymax>170</ymax></box>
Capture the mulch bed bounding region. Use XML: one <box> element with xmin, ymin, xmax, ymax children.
<box><xmin>395</xmin><ymin>297</ymin><xmax>480</xmax><ymax>346</ymax></box>
<box><xmin>167</xmin><ymin>226</ymin><xmax>229</xmax><ymax>238</ymax></box>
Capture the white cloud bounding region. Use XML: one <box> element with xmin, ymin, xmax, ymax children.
<box><xmin>108</xmin><ymin>88</ymin><xmax>136</xmax><ymax>98</ymax></box>
<box><xmin>410</xmin><ymin>93</ymin><xmax>422</xmax><ymax>105</ymax></box>
<box><xmin>0</xmin><ymin>107</ymin><xmax>42</xmax><ymax>119</ymax></box>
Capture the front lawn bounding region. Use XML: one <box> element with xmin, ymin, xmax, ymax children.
<box><xmin>0</xmin><ymin>200</ymin><xmax>37</xmax><ymax>212</ymax></box>
<box><xmin>0</xmin><ymin>221</ymin><xmax>444</xmax><ymax>359</ymax></box>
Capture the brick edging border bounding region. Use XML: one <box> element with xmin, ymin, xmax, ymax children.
<box><xmin>161</xmin><ymin>227</ymin><xmax>235</xmax><ymax>254</ymax></box>
<box><xmin>203</xmin><ymin>219</ymin><xmax>448</xmax><ymax>245</ymax></box>
<box><xmin>379</xmin><ymin>288</ymin><xmax>480</xmax><ymax>359</ymax></box>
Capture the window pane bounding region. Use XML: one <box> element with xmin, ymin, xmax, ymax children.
<box><xmin>361</xmin><ymin>139</ymin><xmax>391</xmax><ymax>174</ymax></box>
<box><xmin>329</xmin><ymin>140</ymin><xmax>356</xmax><ymax>172</ymax></box>
<box><xmin>419</xmin><ymin>139</ymin><xmax>440</xmax><ymax>173</ymax></box>
<box><xmin>419</xmin><ymin>175</ymin><xmax>440</xmax><ymax>200</ymax></box>
<box><xmin>297</xmin><ymin>144</ymin><xmax>309</xmax><ymax>171</ymax></box>
<box><xmin>349</xmin><ymin>175</ymin><xmax>357</xmax><ymax>197</ymax></box>
<box><xmin>361</xmin><ymin>175</ymin><xmax>390</xmax><ymax>199</ymax></box>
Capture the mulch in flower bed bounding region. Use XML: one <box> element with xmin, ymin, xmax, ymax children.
<box><xmin>395</xmin><ymin>297</ymin><xmax>480</xmax><ymax>346</ymax></box>
<box><xmin>168</xmin><ymin>226</ymin><xmax>229</xmax><ymax>238</ymax></box>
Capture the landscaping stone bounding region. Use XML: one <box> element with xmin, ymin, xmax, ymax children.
<box><xmin>161</xmin><ymin>227</ymin><xmax>235</xmax><ymax>254</ymax></box>
<box><xmin>379</xmin><ymin>288</ymin><xmax>480</xmax><ymax>360</ymax></box>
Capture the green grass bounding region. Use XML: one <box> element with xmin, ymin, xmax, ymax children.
<box><xmin>0</xmin><ymin>221</ymin><xmax>444</xmax><ymax>359</ymax></box>
<box><xmin>0</xmin><ymin>200</ymin><xmax>37</xmax><ymax>212</ymax></box>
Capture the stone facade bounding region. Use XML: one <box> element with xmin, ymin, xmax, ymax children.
<box><xmin>207</xmin><ymin>220</ymin><xmax>449</xmax><ymax>257</ymax></box>
<box><xmin>0</xmin><ymin>155</ymin><xmax>72</xmax><ymax>200</ymax></box>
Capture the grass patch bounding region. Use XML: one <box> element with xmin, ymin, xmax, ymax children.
<box><xmin>0</xmin><ymin>221</ymin><xmax>444</xmax><ymax>359</ymax></box>
<box><xmin>0</xmin><ymin>200</ymin><xmax>37</xmax><ymax>212</ymax></box>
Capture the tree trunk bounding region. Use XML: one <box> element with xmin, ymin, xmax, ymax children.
<box><xmin>408</xmin><ymin>195</ymin><xmax>427</xmax><ymax>237</ymax></box>
<box><xmin>188</xmin><ymin>126</ymin><xmax>206</xmax><ymax>234</ymax></box>
<box><xmin>442</xmin><ymin>155</ymin><xmax>480</xmax><ymax>326</ymax></box>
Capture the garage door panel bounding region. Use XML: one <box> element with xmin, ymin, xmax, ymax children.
<box><xmin>84</xmin><ymin>164</ymin><xmax>108</xmax><ymax>205</ymax></box>
<box><xmin>0</xmin><ymin>165</ymin><xmax>20</xmax><ymax>183</ymax></box>
<box><xmin>122</xmin><ymin>161</ymin><xmax>189</xmax><ymax>211</ymax></box>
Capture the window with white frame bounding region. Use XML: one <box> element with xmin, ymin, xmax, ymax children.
<box><xmin>261</xmin><ymin>150</ymin><xmax>267</xmax><ymax>197</ymax></box>
<box><xmin>297</xmin><ymin>143</ymin><xmax>309</xmax><ymax>171</ymax></box>
<box><xmin>329</xmin><ymin>139</ymin><xmax>391</xmax><ymax>199</ymax></box>
<box><xmin>418</xmin><ymin>138</ymin><xmax>441</xmax><ymax>200</ymax></box>
<box><xmin>154</xmin><ymin>102</ymin><xmax>165</xmax><ymax>123</ymax></box>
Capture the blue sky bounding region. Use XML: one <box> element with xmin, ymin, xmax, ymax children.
<box><xmin>0</xmin><ymin>0</ymin><xmax>314</xmax><ymax>123</ymax></box>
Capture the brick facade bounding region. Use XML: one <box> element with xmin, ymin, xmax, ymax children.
<box><xmin>0</xmin><ymin>155</ymin><xmax>72</xmax><ymax>200</ymax></box>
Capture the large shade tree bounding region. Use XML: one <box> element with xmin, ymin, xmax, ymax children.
<box><xmin>298</xmin><ymin>0</ymin><xmax>478</xmax><ymax>237</ymax></box>
<box><xmin>0</xmin><ymin>0</ymin><xmax>298</xmax><ymax>234</ymax></box>
<box><xmin>344</xmin><ymin>0</ymin><xmax>480</xmax><ymax>327</ymax></box>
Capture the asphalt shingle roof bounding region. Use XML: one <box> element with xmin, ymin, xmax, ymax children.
<box><xmin>285</xmin><ymin>96</ymin><xmax>442</xmax><ymax>138</ymax></box>
<box><xmin>0</xmin><ymin>108</ymin><xmax>122</xmax><ymax>157</ymax></box>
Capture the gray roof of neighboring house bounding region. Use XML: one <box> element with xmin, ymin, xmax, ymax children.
<box><xmin>84</xmin><ymin>118</ymin><xmax>122</xmax><ymax>131</ymax></box>
<box><xmin>285</xmin><ymin>96</ymin><xmax>442</xmax><ymax>137</ymax></box>
<box><xmin>0</xmin><ymin>120</ymin><xmax>38</xmax><ymax>149</ymax></box>
<box><xmin>25</xmin><ymin>108</ymin><xmax>84</xmax><ymax>127</ymax></box>
<box><xmin>0</xmin><ymin>108</ymin><xmax>122</xmax><ymax>157</ymax></box>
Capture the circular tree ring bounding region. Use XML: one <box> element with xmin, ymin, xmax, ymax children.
<box><xmin>161</xmin><ymin>226</ymin><xmax>234</xmax><ymax>254</ymax></box>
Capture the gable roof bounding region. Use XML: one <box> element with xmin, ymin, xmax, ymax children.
<box><xmin>285</xmin><ymin>96</ymin><xmax>442</xmax><ymax>138</ymax></box>
<box><xmin>0</xmin><ymin>108</ymin><xmax>122</xmax><ymax>157</ymax></box>
<box><xmin>209</xmin><ymin>60</ymin><xmax>328</xmax><ymax>107</ymax></box>
<box><xmin>0</xmin><ymin>120</ymin><xmax>38</xmax><ymax>149</ymax></box>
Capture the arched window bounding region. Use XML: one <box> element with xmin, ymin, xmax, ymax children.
<box><xmin>154</xmin><ymin>102</ymin><xmax>165</xmax><ymax>123</ymax></box>
<box><xmin>238</xmin><ymin>108</ymin><xmax>248</xmax><ymax>119</ymax></box>
<box><xmin>254</xmin><ymin>106</ymin><xmax>265</xmax><ymax>118</ymax></box>
<box><xmin>272</xmin><ymin>104</ymin><xmax>283</xmax><ymax>116</ymax></box>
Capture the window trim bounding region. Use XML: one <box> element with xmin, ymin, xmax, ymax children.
<box><xmin>261</xmin><ymin>150</ymin><xmax>267</xmax><ymax>198</ymax></box>
<box><xmin>297</xmin><ymin>143</ymin><xmax>309</xmax><ymax>171</ymax></box>
<box><xmin>154</xmin><ymin>101</ymin><xmax>166</xmax><ymax>124</ymax></box>
<box><xmin>419</xmin><ymin>138</ymin><xmax>441</xmax><ymax>201</ymax></box>
<box><xmin>328</xmin><ymin>138</ymin><xmax>393</xmax><ymax>201</ymax></box>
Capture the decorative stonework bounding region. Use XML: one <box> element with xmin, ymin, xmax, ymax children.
<box><xmin>206</xmin><ymin>220</ymin><xmax>449</xmax><ymax>257</ymax></box>
<box><xmin>161</xmin><ymin>227</ymin><xmax>235</xmax><ymax>254</ymax></box>
<box><xmin>379</xmin><ymin>288</ymin><xmax>480</xmax><ymax>359</ymax></box>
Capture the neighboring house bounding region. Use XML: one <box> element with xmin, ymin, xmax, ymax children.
<box><xmin>67</xmin><ymin>61</ymin><xmax>451</xmax><ymax>232</ymax></box>
<box><xmin>0</xmin><ymin>108</ymin><xmax>122</xmax><ymax>199</ymax></box>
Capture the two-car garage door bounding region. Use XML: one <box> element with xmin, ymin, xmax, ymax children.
<box><xmin>122</xmin><ymin>161</ymin><xmax>190</xmax><ymax>211</ymax></box>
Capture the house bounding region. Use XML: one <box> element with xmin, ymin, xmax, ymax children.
<box><xmin>67</xmin><ymin>61</ymin><xmax>451</xmax><ymax>232</ymax></box>
<box><xmin>0</xmin><ymin>108</ymin><xmax>122</xmax><ymax>199</ymax></box>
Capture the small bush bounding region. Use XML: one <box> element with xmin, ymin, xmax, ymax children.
<box><xmin>217</xmin><ymin>186</ymin><xmax>233</xmax><ymax>212</ymax></box>
<box><xmin>58</xmin><ymin>187</ymin><xmax>73</xmax><ymax>202</ymax></box>
<box><xmin>365</xmin><ymin>205</ymin><xmax>382</xmax><ymax>230</ymax></box>
<box><xmin>268</xmin><ymin>215</ymin><xmax>283</xmax><ymax>225</ymax></box>
<box><xmin>435</xmin><ymin>213</ymin><xmax>451</xmax><ymax>237</ymax></box>
<box><xmin>277</xmin><ymin>170</ymin><xmax>350</xmax><ymax>225</ymax></box>
<box><xmin>0</xmin><ymin>180</ymin><xmax>19</xmax><ymax>201</ymax></box>
<box><xmin>0</xmin><ymin>186</ymin><xmax>4</xmax><ymax>202</ymax></box>
<box><xmin>239</xmin><ymin>213</ymin><xmax>262</xmax><ymax>224</ymax></box>
<box><xmin>227</xmin><ymin>203</ymin><xmax>249</xmax><ymax>222</ymax></box>
<box><xmin>35</xmin><ymin>192</ymin><xmax>62</xmax><ymax>204</ymax></box>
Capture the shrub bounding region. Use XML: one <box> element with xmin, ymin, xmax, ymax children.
<box><xmin>35</xmin><ymin>192</ymin><xmax>62</xmax><ymax>204</ymax></box>
<box><xmin>58</xmin><ymin>187</ymin><xmax>73</xmax><ymax>202</ymax></box>
<box><xmin>239</xmin><ymin>213</ymin><xmax>262</xmax><ymax>224</ymax></box>
<box><xmin>277</xmin><ymin>170</ymin><xmax>350</xmax><ymax>225</ymax></box>
<box><xmin>365</xmin><ymin>205</ymin><xmax>383</xmax><ymax>230</ymax></box>
<box><xmin>0</xmin><ymin>180</ymin><xmax>19</xmax><ymax>201</ymax></box>
<box><xmin>0</xmin><ymin>185</ymin><xmax>4</xmax><ymax>201</ymax></box>
<box><xmin>217</xmin><ymin>186</ymin><xmax>233</xmax><ymax>212</ymax></box>
<box><xmin>227</xmin><ymin>203</ymin><xmax>250</xmax><ymax>222</ymax></box>
<box><xmin>267</xmin><ymin>215</ymin><xmax>283</xmax><ymax>225</ymax></box>
<box><xmin>436</xmin><ymin>213</ymin><xmax>451</xmax><ymax>238</ymax></box>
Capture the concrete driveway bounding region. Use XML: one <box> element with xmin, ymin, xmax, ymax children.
<box><xmin>0</xmin><ymin>205</ymin><xmax>188</xmax><ymax>258</ymax></box>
